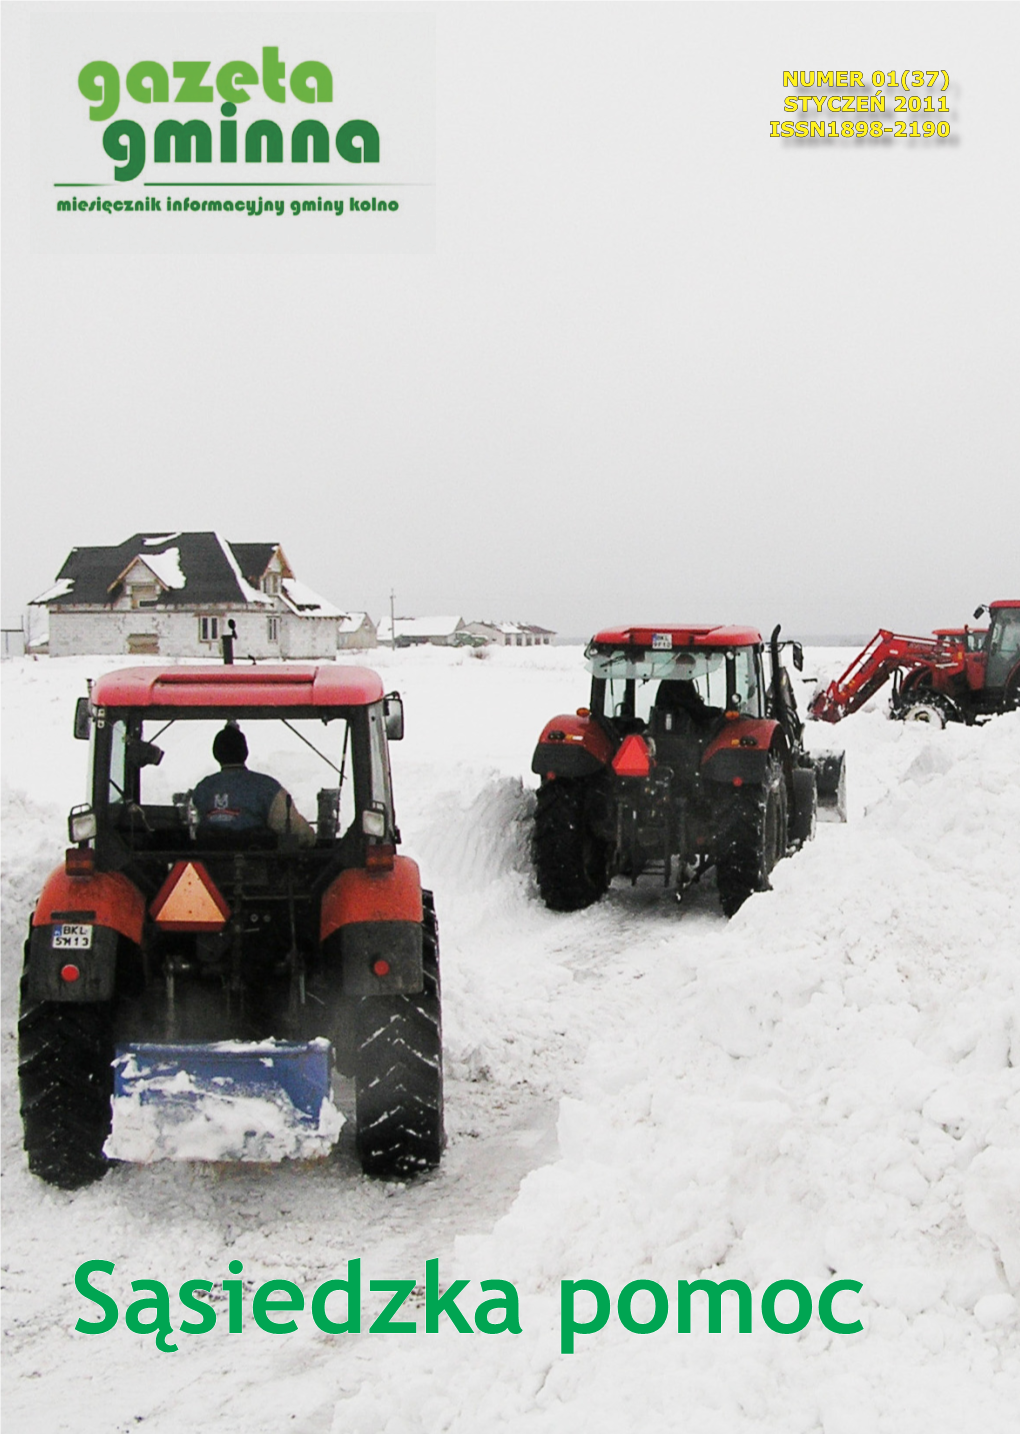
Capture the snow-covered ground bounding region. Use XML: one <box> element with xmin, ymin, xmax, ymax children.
<box><xmin>3</xmin><ymin>647</ymin><xmax>1018</xmax><ymax>1432</ymax></box>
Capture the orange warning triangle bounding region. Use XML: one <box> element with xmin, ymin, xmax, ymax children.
<box><xmin>151</xmin><ymin>861</ymin><xmax>230</xmax><ymax>930</ymax></box>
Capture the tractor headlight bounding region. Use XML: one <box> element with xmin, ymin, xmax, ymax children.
<box><xmin>362</xmin><ymin>808</ymin><xmax>387</xmax><ymax>838</ymax></box>
<box><xmin>68</xmin><ymin>804</ymin><xmax>97</xmax><ymax>844</ymax></box>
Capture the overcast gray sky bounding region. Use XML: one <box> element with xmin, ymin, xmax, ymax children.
<box><xmin>3</xmin><ymin>2</ymin><xmax>1018</xmax><ymax>640</ymax></box>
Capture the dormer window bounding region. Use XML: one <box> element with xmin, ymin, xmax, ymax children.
<box><xmin>263</xmin><ymin>573</ymin><xmax>281</xmax><ymax>596</ymax></box>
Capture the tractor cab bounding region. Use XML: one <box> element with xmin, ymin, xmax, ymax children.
<box><xmin>75</xmin><ymin>666</ymin><xmax>402</xmax><ymax>879</ymax></box>
<box><xmin>531</xmin><ymin>623</ymin><xmax>843</xmax><ymax>918</ymax></box>
<box><xmin>586</xmin><ymin>626</ymin><xmax>768</xmax><ymax>735</ymax></box>
<box><xmin>980</xmin><ymin>601</ymin><xmax>1020</xmax><ymax>694</ymax></box>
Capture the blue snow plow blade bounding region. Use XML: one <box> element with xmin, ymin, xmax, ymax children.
<box><xmin>107</xmin><ymin>1039</ymin><xmax>343</xmax><ymax>1163</ymax></box>
<box><xmin>114</xmin><ymin>1040</ymin><xmax>332</xmax><ymax>1118</ymax></box>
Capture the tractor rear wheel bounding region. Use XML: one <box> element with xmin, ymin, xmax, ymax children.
<box><xmin>533</xmin><ymin>778</ymin><xmax>610</xmax><ymax>912</ymax></box>
<box><xmin>19</xmin><ymin>954</ymin><xmax>114</xmax><ymax>1189</ymax></box>
<box><xmin>716</xmin><ymin>756</ymin><xmax>788</xmax><ymax>918</ymax></box>
<box><xmin>354</xmin><ymin>891</ymin><xmax>444</xmax><ymax>1179</ymax></box>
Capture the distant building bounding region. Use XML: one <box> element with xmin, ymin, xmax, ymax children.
<box><xmin>376</xmin><ymin>615</ymin><xmax>475</xmax><ymax>647</ymax></box>
<box><xmin>336</xmin><ymin>612</ymin><xmax>378</xmax><ymax>649</ymax></box>
<box><xmin>465</xmin><ymin>621</ymin><xmax>556</xmax><ymax>647</ymax></box>
<box><xmin>30</xmin><ymin>532</ymin><xmax>375</xmax><ymax>659</ymax></box>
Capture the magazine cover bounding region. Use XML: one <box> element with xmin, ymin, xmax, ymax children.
<box><xmin>3</xmin><ymin>3</ymin><xmax>1018</xmax><ymax>1431</ymax></box>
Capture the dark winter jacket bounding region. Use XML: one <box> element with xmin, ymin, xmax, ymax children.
<box><xmin>193</xmin><ymin>765</ymin><xmax>314</xmax><ymax>845</ymax></box>
<box><xmin>193</xmin><ymin>766</ymin><xmax>283</xmax><ymax>832</ymax></box>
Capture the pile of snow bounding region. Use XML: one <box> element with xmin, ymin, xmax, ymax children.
<box><xmin>2</xmin><ymin>651</ymin><xmax>1017</xmax><ymax>1432</ymax></box>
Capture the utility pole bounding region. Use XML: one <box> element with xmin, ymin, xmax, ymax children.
<box><xmin>389</xmin><ymin>588</ymin><xmax>396</xmax><ymax>648</ymax></box>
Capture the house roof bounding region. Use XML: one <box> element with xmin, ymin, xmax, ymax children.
<box><xmin>231</xmin><ymin>543</ymin><xmax>294</xmax><ymax>586</ymax></box>
<box><xmin>338</xmin><ymin>611</ymin><xmax>373</xmax><ymax>634</ymax></box>
<box><xmin>377</xmin><ymin>615</ymin><xmax>465</xmax><ymax>640</ymax></box>
<box><xmin>280</xmin><ymin>577</ymin><xmax>343</xmax><ymax>617</ymax></box>
<box><xmin>468</xmin><ymin>619</ymin><xmax>556</xmax><ymax>637</ymax></box>
<box><xmin>31</xmin><ymin>533</ymin><xmax>283</xmax><ymax>609</ymax></box>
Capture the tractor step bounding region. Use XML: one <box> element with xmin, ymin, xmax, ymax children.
<box><xmin>105</xmin><ymin>1038</ymin><xmax>343</xmax><ymax>1164</ymax></box>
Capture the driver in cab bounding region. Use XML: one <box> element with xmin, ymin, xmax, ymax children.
<box><xmin>193</xmin><ymin>725</ymin><xmax>315</xmax><ymax>846</ymax></box>
<box><xmin>654</xmin><ymin>678</ymin><xmax>723</xmax><ymax>732</ymax></box>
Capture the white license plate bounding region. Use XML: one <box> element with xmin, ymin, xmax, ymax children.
<box><xmin>651</xmin><ymin>633</ymin><xmax>673</xmax><ymax>650</ymax></box>
<box><xmin>52</xmin><ymin>924</ymin><xmax>93</xmax><ymax>950</ymax></box>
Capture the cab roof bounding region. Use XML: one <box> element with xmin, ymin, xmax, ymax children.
<box><xmin>91</xmin><ymin>665</ymin><xmax>384</xmax><ymax>710</ymax></box>
<box><xmin>989</xmin><ymin>600</ymin><xmax>1020</xmax><ymax>610</ymax></box>
<box><xmin>590</xmin><ymin>624</ymin><xmax>762</xmax><ymax>649</ymax></box>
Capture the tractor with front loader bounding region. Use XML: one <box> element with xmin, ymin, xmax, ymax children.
<box><xmin>531</xmin><ymin>624</ymin><xmax>846</xmax><ymax>917</ymax></box>
<box><xmin>808</xmin><ymin>599</ymin><xmax>1020</xmax><ymax>727</ymax></box>
<box><xmin>18</xmin><ymin>662</ymin><xmax>443</xmax><ymax>1190</ymax></box>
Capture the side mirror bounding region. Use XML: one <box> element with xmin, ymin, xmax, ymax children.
<box><xmin>127</xmin><ymin>737</ymin><xmax>163</xmax><ymax>768</ymax></box>
<box><xmin>74</xmin><ymin>697</ymin><xmax>92</xmax><ymax>740</ymax></box>
<box><xmin>973</xmin><ymin>605</ymin><xmax>987</xmax><ymax>620</ymax></box>
<box><xmin>792</xmin><ymin>642</ymin><xmax>804</xmax><ymax>672</ymax></box>
<box><xmin>383</xmin><ymin>692</ymin><xmax>404</xmax><ymax>741</ymax></box>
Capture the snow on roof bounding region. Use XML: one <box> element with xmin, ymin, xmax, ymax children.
<box><xmin>377</xmin><ymin>615</ymin><xmax>465</xmax><ymax>640</ymax></box>
<box><xmin>142</xmin><ymin>532</ymin><xmax>181</xmax><ymax>547</ymax></box>
<box><xmin>215</xmin><ymin>533</ymin><xmax>272</xmax><ymax>606</ymax></box>
<box><xmin>280</xmin><ymin>578</ymin><xmax>343</xmax><ymax>617</ymax></box>
<box><xmin>337</xmin><ymin>611</ymin><xmax>371</xmax><ymax>633</ymax></box>
<box><xmin>139</xmin><ymin>547</ymin><xmax>186</xmax><ymax>590</ymax></box>
<box><xmin>29</xmin><ymin>577</ymin><xmax>75</xmax><ymax>605</ymax></box>
<box><xmin>470</xmin><ymin>619</ymin><xmax>556</xmax><ymax>636</ymax></box>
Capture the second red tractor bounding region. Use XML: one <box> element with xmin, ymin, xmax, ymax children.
<box><xmin>531</xmin><ymin>623</ymin><xmax>845</xmax><ymax>917</ymax></box>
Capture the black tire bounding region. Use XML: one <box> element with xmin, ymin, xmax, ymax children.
<box><xmin>790</xmin><ymin>765</ymin><xmax>818</xmax><ymax>847</ymax></box>
<box><xmin>899</xmin><ymin>694</ymin><xmax>950</xmax><ymax>728</ymax></box>
<box><xmin>18</xmin><ymin>955</ymin><xmax>114</xmax><ymax>1189</ymax></box>
<box><xmin>354</xmin><ymin>891</ymin><xmax>444</xmax><ymax>1179</ymax></box>
<box><xmin>715</xmin><ymin>755</ymin><xmax>788</xmax><ymax>918</ymax></box>
<box><xmin>533</xmin><ymin>778</ymin><xmax>610</xmax><ymax>912</ymax></box>
<box><xmin>816</xmin><ymin>749</ymin><xmax>848</xmax><ymax>822</ymax></box>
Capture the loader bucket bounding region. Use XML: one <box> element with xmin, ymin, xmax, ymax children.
<box><xmin>813</xmin><ymin>750</ymin><xmax>847</xmax><ymax>822</ymax></box>
<box><xmin>106</xmin><ymin>1038</ymin><xmax>343</xmax><ymax>1164</ymax></box>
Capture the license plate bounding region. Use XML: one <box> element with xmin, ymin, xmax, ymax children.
<box><xmin>651</xmin><ymin>633</ymin><xmax>673</xmax><ymax>650</ymax></box>
<box><xmin>52</xmin><ymin>924</ymin><xmax>93</xmax><ymax>950</ymax></box>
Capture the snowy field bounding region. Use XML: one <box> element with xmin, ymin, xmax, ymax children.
<box><xmin>2</xmin><ymin>646</ymin><xmax>1019</xmax><ymax>1433</ymax></box>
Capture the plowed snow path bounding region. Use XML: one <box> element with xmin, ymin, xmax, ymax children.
<box><xmin>3</xmin><ymin>650</ymin><xmax>1018</xmax><ymax>1432</ymax></box>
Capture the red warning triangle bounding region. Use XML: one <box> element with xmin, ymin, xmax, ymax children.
<box><xmin>150</xmin><ymin>861</ymin><xmax>231</xmax><ymax>932</ymax></box>
<box><xmin>612</xmin><ymin>733</ymin><xmax>652</xmax><ymax>778</ymax></box>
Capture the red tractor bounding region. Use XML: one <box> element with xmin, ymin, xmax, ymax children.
<box><xmin>18</xmin><ymin>662</ymin><xmax>443</xmax><ymax>1189</ymax></box>
<box><xmin>531</xmin><ymin>624</ymin><xmax>845</xmax><ymax>918</ymax></box>
<box><xmin>809</xmin><ymin>600</ymin><xmax>1020</xmax><ymax>727</ymax></box>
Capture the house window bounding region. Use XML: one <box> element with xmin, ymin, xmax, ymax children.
<box><xmin>199</xmin><ymin>616</ymin><xmax>219</xmax><ymax>642</ymax></box>
<box><xmin>267</xmin><ymin>617</ymin><xmax>280</xmax><ymax>642</ymax></box>
<box><xmin>131</xmin><ymin>585</ymin><xmax>158</xmax><ymax>608</ymax></box>
<box><xmin>263</xmin><ymin>573</ymin><xmax>281</xmax><ymax>596</ymax></box>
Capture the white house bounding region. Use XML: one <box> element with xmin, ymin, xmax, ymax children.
<box><xmin>30</xmin><ymin>533</ymin><xmax>376</xmax><ymax>659</ymax></box>
<box><xmin>465</xmin><ymin>620</ymin><xmax>556</xmax><ymax>647</ymax></box>
<box><xmin>336</xmin><ymin>612</ymin><xmax>378</xmax><ymax>649</ymax></box>
<box><xmin>376</xmin><ymin>615</ymin><xmax>474</xmax><ymax>647</ymax></box>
